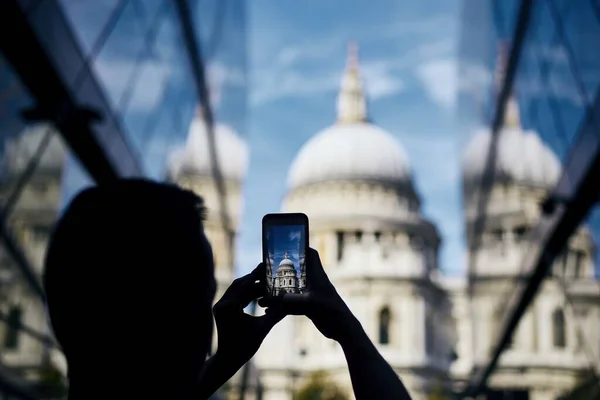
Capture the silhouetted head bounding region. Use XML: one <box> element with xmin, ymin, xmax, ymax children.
<box><xmin>44</xmin><ymin>179</ymin><xmax>216</xmax><ymax>398</ymax></box>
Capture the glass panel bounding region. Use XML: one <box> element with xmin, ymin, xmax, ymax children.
<box><xmin>0</xmin><ymin>50</ymin><xmax>93</xmax><ymax>398</ymax></box>
<box><xmin>459</xmin><ymin>1</ymin><xmax>600</xmax><ymax>398</ymax></box>
<box><xmin>540</xmin><ymin>1</ymin><xmax>587</xmax><ymax>148</ymax></box>
<box><xmin>516</xmin><ymin>0</ymin><xmax>574</xmax><ymax>161</ymax></box>
<box><xmin>556</xmin><ymin>0</ymin><xmax>600</xmax><ymax>106</ymax></box>
<box><xmin>88</xmin><ymin>0</ymin><xmax>195</xmax><ymax>179</ymax></box>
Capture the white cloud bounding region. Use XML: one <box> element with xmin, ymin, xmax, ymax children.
<box><xmin>251</xmin><ymin>58</ymin><xmax>409</xmax><ymax>105</ymax></box>
<box><xmin>93</xmin><ymin>58</ymin><xmax>172</xmax><ymax>113</ymax></box>
<box><xmin>289</xmin><ymin>231</ymin><xmax>301</xmax><ymax>241</ymax></box>
<box><xmin>458</xmin><ymin>61</ymin><xmax>492</xmax><ymax>95</ymax></box>
<box><xmin>526</xmin><ymin>44</ymin><xmax>569</xmax><ymax>64</ymax></box>
<box><xmin>253</xmin><ymin>37</ymin><xmax>454</xmax><ymax>106</ymax></box>
<box><xmin>276</xmin><ymin>39</ymin><xmax>342</xmax><ymax>66</ymax></box>
<box><xmin>416</xmin><ymin>58</ymin><xmax>457</xmax><ymax>109</ymax></box>
<box><xmin>518</xmin><ymin>73</ymin><xmax>585</xmax><ymax>107</ymax></box>
<box><xmin>376</xmin><ymin>14</ymin><xmax>456</xmax><ymax>40</ymax></box>
<box><xmin>206</xmin><ymin>61</ymin><xmax>246</xmax><ymax>108</ymax></box>
<box><xmin>361</xmin><ymin>62</ymin><xmax>405</xmax><ymax>99</ymax></box>
<box><xmin>92</xmin><ymin>56</ymin><xmax>245</xmax><ymax>113</ymax></box>
<box><xmin>251</xmin><ymin>71</ymin><xmax>340</xmax><ymax>105</ymax></box>
<box><xmin>405</xmin><ymin>38</ymin><xmax>454</xmax><ymax>63</ymax></box>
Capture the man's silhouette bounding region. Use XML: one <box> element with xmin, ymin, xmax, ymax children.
<box><xmin>43</xmin><ymin>180</ymin><xmax>281</xmax><ymax>399</ymax></box>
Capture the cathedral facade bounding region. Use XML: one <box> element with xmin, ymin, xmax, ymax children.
<box><xmin>254</xmin><ymin>43</ymin><xmax>456</xmax><ymax>400</ymax></box>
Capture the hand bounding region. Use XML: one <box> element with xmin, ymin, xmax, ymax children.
<box><xmin>213</xmin><ymin>263</ymin><xmax>284</xmax><ymax>367</ymax></box>
<box><xmin>260</xmin><ymin>248</ymin><xmax>359</xmax><ymax>345</ymax></box>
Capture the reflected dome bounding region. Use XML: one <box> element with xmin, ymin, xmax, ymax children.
<box><xmin>462</xmin><ymin>100</ymin><xmax>561</xmax><ymax>192</ymax></box>
<box><xmin>168</xmin><ymin>113</ymin><xmax>248</xmax><ymax>181</ymax></box>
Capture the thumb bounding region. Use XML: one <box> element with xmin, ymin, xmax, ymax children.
<box><xmin>306</xmin><ymin>248</ymin><xmax>332</xmax><ymax>291</ymax></box>
<box><xmin>259</xmin><ymin>308</ymin><xmax>285</xmax><ymax>334</ymax></box>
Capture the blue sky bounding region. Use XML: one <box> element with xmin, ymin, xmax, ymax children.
<box><xmin>237</xmin><ymin>0</ymin><xmax>465</xmax><ymax>275</ymax></box>
<box><xmin>266</xmin><ymin>224</ymin><xmax>305</xmax><ymax>277</ymax></box>
<box><xmin>49</xmin><ymin>0</ymin><xmax>600</xmax><ymax>277</ymax></box>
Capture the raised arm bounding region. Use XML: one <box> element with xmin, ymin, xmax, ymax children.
<box><xmin>337</xmin><ymin>315</ymin><xmax>412</xmax><ymax>399</ymax></box>
<box><xmin>261</xmin><ymin>248</ymin><xmax>412</xmax><ymax>400</ymax></box>
<box><xmin>197</xmin><ymin>264</ymin><xmax>284</xmax><ymax>399</ymax></box>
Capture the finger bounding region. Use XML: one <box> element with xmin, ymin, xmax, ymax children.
<box><xmin>257</xmin><ymin>308</ymin><xmax>286</xmax><ymax>334</ymax></box>
<box><xmin>306</xmin><ymin>248</ymin><xmax>333</xmax><ymax>291</ymax></box>
<box><xmin>250</xmin><ymin>262</ymin><xmax>266</xmax><ymax>282</ymax></box>
<box><xmin>216</xmin><ymin>264</ymin><xmax>265</xmax><ymax>311</ymax></box>
<box><xmin>266</xmin><ymin>293</ymin><xmax>319</xmax><ymax>316</ymax></box>
<box><xmin>258</xmin><ymin>296</ymin><xmax>282</xmax><ymax>308</ymax></box>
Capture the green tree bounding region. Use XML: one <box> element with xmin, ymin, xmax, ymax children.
<box><xmin>425</xmin><ymin>381</ymin><xmax>451</xmax><ymax>400</ymax></box>
<box><xmin>293</xmin><ymin>371</ymin><xmax>348</xmax><ymax>400</ymax></box>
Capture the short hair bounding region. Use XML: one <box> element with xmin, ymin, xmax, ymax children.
<box><xmin>44</xmin><ymin>179</ymin><xmax>214</xmax><ymax>377</ymax></box>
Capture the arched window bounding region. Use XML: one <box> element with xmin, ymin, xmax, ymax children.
<box><xmin>425</xmin><ymin>310</ymin><xmax>435</xmax><ymax>355</ymax></box>
<box><xmin>514</xmin><ymin>225</ymin><xmax>528</xmax><ymax>241</ymax></box>
<box><xmin>552</xmin><ymin>308</ymin><xmax>566</xmax><ymax>348</ymax></box>
<box><xmin>574</xmin><ymin>250</ymin><xmax>585</xmax><ymax>278</ymax></box>
<box><xmin>378</xmin><ymin>307</ymin><xmax>391</xmax><ymax>345</ymax></box>
<box><xmin>336</xmin><ymin>231</ymin><xmax>344</xmax><ymax>261</ymax></box>
<box><xmin>4</xmin><ymin>307</ymin><xmax>22</xmax><ymax>349</ymax></box>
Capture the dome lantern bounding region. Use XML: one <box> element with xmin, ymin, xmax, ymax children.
<box><xmin>167</xmin><ymin>109</ymin><xmax>248</xmax><ymax>181</ymax></box>
<box><xmin>462</xmin><ymin>42</ymin><xmax>561</xmax><ymax>194</ymax></box>
<box><xmin>494</xmin><ymin>42</ymin><xmax>521</xmax><ymax>130</ymax></box>
<box><xmin>336</xmin><ymin>41</ymin><xmax>368</xmax><ymax>124</ymax></box>
<box><xmin>286</xmin><ymin>42</ymin><xmax>413</xmax><ymax>192</ymax></box>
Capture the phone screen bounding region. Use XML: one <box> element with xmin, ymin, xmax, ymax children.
<box><xmin>263</xmin><ymin>213</ymin><xmax>309</xmax><ymax>297</ymax></box>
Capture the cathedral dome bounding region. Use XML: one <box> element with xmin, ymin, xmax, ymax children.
<box><xmin>288</xmin><ymin>122</ymin><xmax>411</xmax><ymax>189</ymax></box>
<box><xmin>286</xmin><ymin>43</ymin><xmax>411</xmax><ymax>191</ymax></box>
<box><xmin>462</xmin><ymin>99</ymin><xmax>561</xmax><ymax>192</ymax></box>
<box><xmin>168</xmin><ymin>111</ymin><xmax>248</xmax><ymax>181</ymax></box>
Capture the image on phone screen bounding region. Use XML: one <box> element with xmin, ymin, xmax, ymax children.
<box><xmin>264</xmin><ymin>222</ymin><xmax>307</xmax><ymax>296</ymax></box>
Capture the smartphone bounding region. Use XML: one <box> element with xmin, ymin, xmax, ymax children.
<box><xmin>262</xmin><ymin>213</ymin><xmax>309</xmax><ymax>297</ymax></box>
